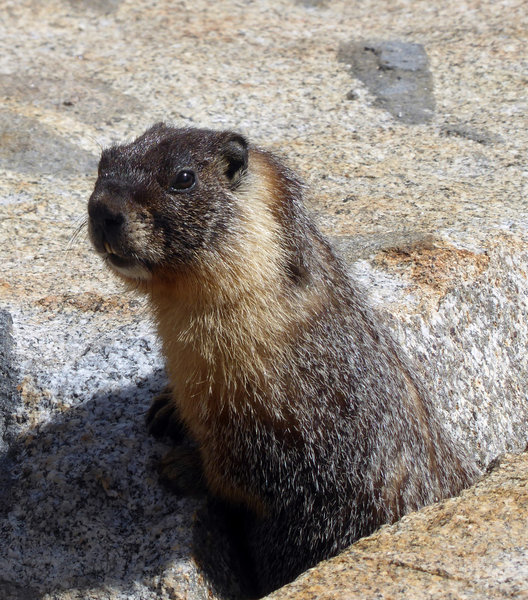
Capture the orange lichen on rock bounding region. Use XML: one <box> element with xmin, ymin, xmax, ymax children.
<box><xmin>375</xmin><ymin>236</ymin><xmax>490</xmax><ymax>296</ymax></box>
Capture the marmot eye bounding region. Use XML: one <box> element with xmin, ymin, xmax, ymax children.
<box><xmin>169</xmin><ymin>170</ymin><xmax>196</xmax><ymax>192</ymax></box>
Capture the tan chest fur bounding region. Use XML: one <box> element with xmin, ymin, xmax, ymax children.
<box><xmin>148</xmin><ymin>153</ymin><xmax>310</xmax><ymax>441</ymax></box>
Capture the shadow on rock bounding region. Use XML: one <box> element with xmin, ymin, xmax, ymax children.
<box><xmin>0</xmin><ymin>370</ymin><xmax>246</xmax><ymax>599</ymax></box>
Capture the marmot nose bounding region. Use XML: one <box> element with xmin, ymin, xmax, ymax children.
<box><xmin>89</xmin><ymin>201</ymin><xmax>125</xmax><ymax>232</ymax></box>
<box><xmin>88</xmin><ymin>192</ymin><xmax>128</xmax><ymax>252</ymax></box>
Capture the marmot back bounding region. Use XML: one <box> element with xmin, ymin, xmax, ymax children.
<box><xmin>88</xmin><ymin>124</ymin><xmax>479</xmax><ymax>597</ymax></box>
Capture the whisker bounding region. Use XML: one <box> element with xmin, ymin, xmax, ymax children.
<box><xmin>66</xmin><ymin>216</ymin><xmax>88</xmax><ymax>252</ymax></box>
<box><xmin>84</xmin><ymin>133</ymin><xmax>105</xmax><ymax>154</ymax></box>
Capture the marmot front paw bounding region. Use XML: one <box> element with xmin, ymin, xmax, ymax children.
<box><xmin>146</xmin><ymin>387</ymin><xmax>186</xmax><ymax>443</ymax></box>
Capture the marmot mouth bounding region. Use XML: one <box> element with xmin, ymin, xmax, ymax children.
<box><xmin>106</xmin><ymin>252</ymin><xmax>136</xmax><ymax>269</ymax></box>
<box><xmin>102</xmin><ymin>242</ymin><xmax>137</xmax><ymax>269</ymax></box>
<box><xmin>101</xmin><ymin>244</ymin><xmax>152</xmax><ymax>280</ymax></box>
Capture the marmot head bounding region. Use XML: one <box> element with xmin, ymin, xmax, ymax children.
<box><xmin>87</xmin><ymin>123</ymin><xmax>249</xmax><ymax>282</ymax></box>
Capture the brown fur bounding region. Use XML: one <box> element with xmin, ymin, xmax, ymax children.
<box><xmin>87</xmin><ymin>124</ymin><xmax>479</xmax><ymax>597</ymax></box>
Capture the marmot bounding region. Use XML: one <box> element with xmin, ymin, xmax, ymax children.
<box><xmin>87</xmin><ymin>124</ymin><xmax>478</xmax><ymax>597</ymax></box>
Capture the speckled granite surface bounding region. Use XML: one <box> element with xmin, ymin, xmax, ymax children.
<box><xmin>1</xmin><ymin>0</ymin><xmax>527</xmax><ymax>598</ymax></box>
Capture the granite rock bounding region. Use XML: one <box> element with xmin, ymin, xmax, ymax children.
<box><xmin>1</xmin><ymin>0</ymin><xmax>527</xmax><ymax>598</ymax></box>
<box><xmin>0</xmin><ymin>110</ymin><xmax>98</xmax><ymax>177</ymax></box>
<box><xmin>338</xmin><ymin>40</ymin><xmax>436</xmax><ymax>124</ymax></box>
<box><xmin>0</xmin><ymin>74</ymin><xmax>144</xmax><ymax>128</ymax></box>
<box><xmin>0</xmin><ymin>310</ymin><xmax>16</xmax><ymax>454</ymax></box>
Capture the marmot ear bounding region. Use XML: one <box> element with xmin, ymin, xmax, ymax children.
<box><xmin>221</xmin><ymin>133</ymin><xmax>248</xmax><ymax>186</ymax></box>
